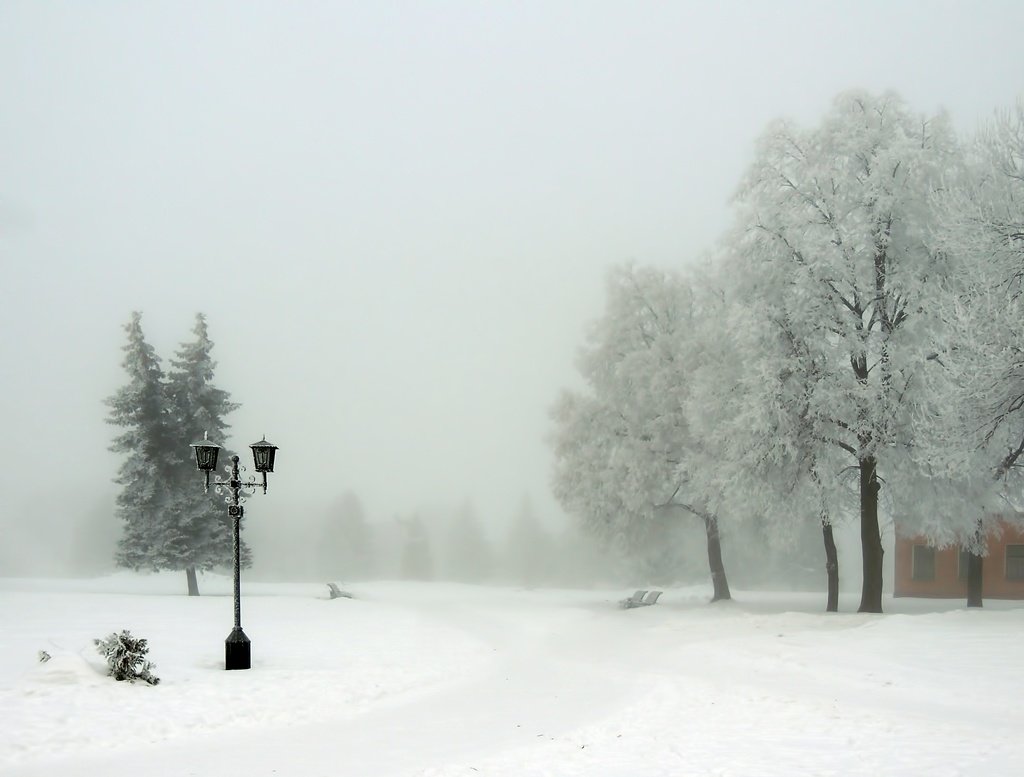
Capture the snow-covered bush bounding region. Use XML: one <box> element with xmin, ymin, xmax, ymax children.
<box><xmin>93</xmin><ymin>630</ymin><xmax>160</xmax><ymax>685</ymax></box>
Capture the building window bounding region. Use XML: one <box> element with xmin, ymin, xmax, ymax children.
<box><xmin>1006</xmin><ymin>545</ymin><xmax>1024</xmax><ymax>580</ymax></box>
<box><xmin>912</xmin><ymin>545</ymin><xmax>936</xmax><ymax>581</ymax></box>
<box><xmin>958</xmin><ymin>548</ymin><xmax>972</xmax><ymax>582</ymax></box>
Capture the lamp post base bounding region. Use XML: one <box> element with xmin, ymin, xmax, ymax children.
<box><xmin>225</xmin><ymin>627</ymin><xmax>251</xmax><ymax>670</ymax></box>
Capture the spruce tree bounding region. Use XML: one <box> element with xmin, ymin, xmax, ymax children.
<box><xmin>107</xmin><ymin>312</ymin><xmax>245</xmax><ymax>596</ymax></box>
<box><xmin>166</xmin><ymin>313</ymin><xmax>244</xmax><ymax>596</ymax></box>
<box><xmin>106</xmin><ymin>312</ymin><xmax>177</xmax><ymax>572</ymax></box>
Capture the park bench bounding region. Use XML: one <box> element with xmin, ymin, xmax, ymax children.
<box><xmin>620</xmin><ymin>589</ymin><xmax>662</xmax><ymax>608</ymax></box>
<box><xmin>619</xmin><ymin>589</ymin><xmax>648</xmax><ymax>608</ymax></box>
<box><xmin>326</xmin><ymin>583</ymin><xmax>353</xmax><ymax>600</ymax></box>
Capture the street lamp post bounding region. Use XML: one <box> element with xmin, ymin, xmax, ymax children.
<box><xmin>190</xmin><ymin>433</ymin><xmax>279</xmax><ymax>671</ymax></box>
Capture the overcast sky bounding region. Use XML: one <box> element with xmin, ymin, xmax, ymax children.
<box><xmin>1</xmin><ymin>1</ymin><xmax>1022</xmax><ymax>559</ymax></box>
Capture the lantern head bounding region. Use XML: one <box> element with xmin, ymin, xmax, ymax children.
<box><xmin>190</xmin><ymin>432</ymin><xmax>221</xmax><ymax>473</ymax></box>
<box><xmin>250</xmin><ymin>437</ymin><xmax>279</xmax><ymax>473</ymax></box>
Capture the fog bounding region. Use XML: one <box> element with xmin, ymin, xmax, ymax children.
<box><xmin>1</xmin><ymin>1</ymin><xmax>1021</xmax><ymax>582</ymax></box>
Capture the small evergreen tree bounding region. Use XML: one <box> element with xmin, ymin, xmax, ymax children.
<box><xmin>94</xmin><ymin>630</ymin><xmax>160</xmax><ymax>685</ymax></box>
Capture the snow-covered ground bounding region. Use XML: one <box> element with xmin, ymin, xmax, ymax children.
<box><xmin>1</xmin><ymin>574</ymin><xmax>1021</xmax><ymax>776</ymax></box>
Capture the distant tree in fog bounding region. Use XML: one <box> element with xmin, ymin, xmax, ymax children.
<box><xmin>319</xmin><ymin>491</ymin><xmax>375</xmax><ymax>580</ymax></box>
<box><xmin>550</xmin><ymin>526</ymin><xmax>624</xmax><ymax>588</ymax></box>
<box><xmin>398</xmin><ymin>515</ymin><xmax>434</xmax><ymax>580</ymax></box>
<box><xmin>503</xmin><ymin>497</ymin><xmax>554</xmax><ymax>587</ymax></box>
<box><xmin>107</xmin><ymin>312</ymin><xmax>243</xmax><ymax>596</ymax></box>
<box><xmin>69</xmin><ymin>495</ymin><xmax>120</xmax><ymax>576</ymax></box>
<box><xmin>443</xmin><ymin>502</ymin><xmax>492</xmax><ymax>582</ymax></box>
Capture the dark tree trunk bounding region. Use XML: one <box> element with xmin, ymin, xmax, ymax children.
<box><xmin>966</xmin><ymin>553</ymin><xmax>983</xmax><ymax>608</ymax></box>
<box><xmin>186</xmin><ymin>566</ymin><xmax>200</xmax><ymax>597</ymax></box>
<box><xmin>967</xmin><ymin>520</ymin><xmax>984</xmax><ymax>608</ymax></box>
<box><xmin>822</xmin><ymin>517</ymin><xmax>839</xmax><ymax>613</ymax></box>
<box><xmin>857</xmin><ymin>455</ymin><xmax>884</xmax><ymax>613</ymax></box>
<box><xmin>703</xmin><ymin>515</ymin><xmax>732</xmax><ymax>602</ymax></box>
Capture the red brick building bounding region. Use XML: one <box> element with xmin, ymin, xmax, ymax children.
<box><xmin>894</xmin><ymin>520</ymin><xmax>1024</xmax><ymax>599</ymax></box>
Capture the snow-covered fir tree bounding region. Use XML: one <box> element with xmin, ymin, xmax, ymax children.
<box><xmin>94</xmin><ymin>629</ymin><xmax>160</xmax><ymax>685</ymax></box>
<box><xmin>165</xmin><ymin>313</ymin><xmax>243</xmax><ymax>596</ymax></box>
<box><xmin>106</xmin><ymin>312</ymin><xmax>177</xmax><ymax>572</ymax></box>
<box><xmin>107</xmin><ymin>312</ymin><xmax>243</xmax><ymax>595</ymax></box>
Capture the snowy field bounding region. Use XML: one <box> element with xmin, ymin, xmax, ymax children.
<box><xmin>1</xmin><ymin>574</ymin><xmax>1022</xmax><ymax>776</ymax></box>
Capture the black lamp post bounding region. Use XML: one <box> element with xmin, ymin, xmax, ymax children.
<box><xmin>190</xmin><ymin>432</ymin><xmax>279</xmax><ymax>671</ymax></box>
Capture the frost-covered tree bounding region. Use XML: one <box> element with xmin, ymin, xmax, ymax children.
<box><xmin>165</xmin><ymin>314</ymin><xmax>242</xmax><ymax>595</ymax></box>
<box><xmin>924</xmin><ymin>99</ymin><xmax>1024</xmax><ymax>479</ymax></box>
<box><xmin>726</xmin><ymin>90</ymin><xmax>961</xmax><ymax>612</ymax></box>
<box><xmin>106</xmin><ymin>313</ymin><xmax>178</xmax><ymax>573</ymax></box>
<box><xmin>551</xmin><ymin>265</ymin><xmax>732</xmax><ymax>601</ymax></box>
<box><xmin>688</xmin><ymin>256</ymin><xmax>849</xmax><ymax>610</ymax></box>
<box><xmin>914</xmin><ymin>99</ymin><xmax>1024</xmax><ymax>605</ymax></box>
